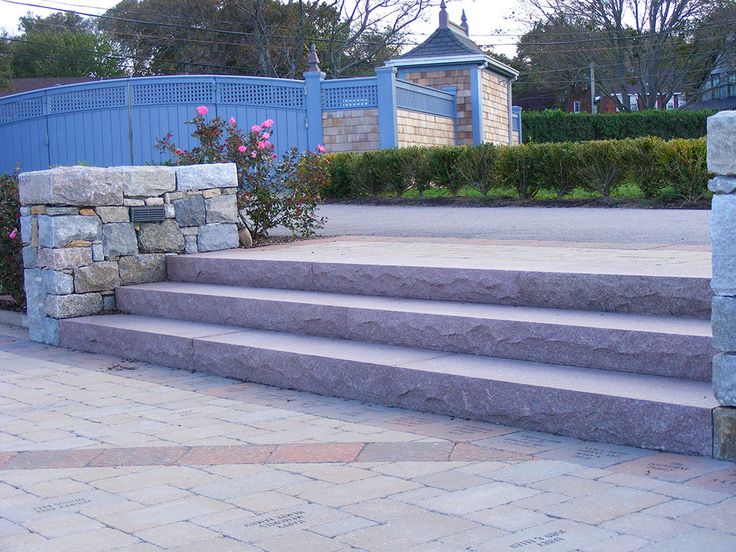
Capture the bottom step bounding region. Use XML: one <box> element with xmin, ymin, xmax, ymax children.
<box><xmin>59</xmin><ymin>314</ymin><xmax>716</xmax><ymax>456</ymax></box>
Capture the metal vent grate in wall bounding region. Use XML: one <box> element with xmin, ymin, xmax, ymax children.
<box><xmin>130</xmin><ymin>206</ymin><xmax>165</xmax><ymax>222</ymax></box>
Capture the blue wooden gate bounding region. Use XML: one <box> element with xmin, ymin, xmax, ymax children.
<box><xmin>0</xmin><ymin>75</ymin><xmax>309</xmax><ymax>174</ymax></box>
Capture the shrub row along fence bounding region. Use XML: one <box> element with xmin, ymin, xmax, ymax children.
<box><xmin>521</xmin><ymin>110</ymin><xmax>715</xmax><ymax>143</ymax></box>
<box><xmin>326</xmin><ymin>137</ymin><xmax>709</xmax><ymax>202</ymax></box>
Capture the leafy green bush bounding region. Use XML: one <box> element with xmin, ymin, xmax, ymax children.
<box><xmin>157</xmin><ymin>107</ymin><xmax>328</xmax><ymax>238</ymax></box>
<box><xmin>425</xmin><ymin>146</ymin><xmax>465</xmax><ymax>195</ymax></box>
<box><xmin>324</xmin><ymin>152</ymin><xmax>355</xmax><ymax>199</ymax></box>
<box><xmin>577</xmin><ymin>140</ymin><xmax>628</xmax><ymax>197</ymax></box>
<box><xmin>522</xmin><ymin>110</ymin><xmax>714</xmax><ymax>144</ymax></box>
<box><xmin>400</xmin><ymin>147</ymin><xmax>433</xmax><ymax>198</ymax></box>
<box><xmin>657</xmin><ymin>138</ymin><xmax>709</xmax><ymax>203</ymax></box>
<box><xmin>0</xmin><ymin>174</ymin><xmax>24</xmax><ymax>309</ymax></box>
<box><xmin>622</xmin><ymin>137</ymin><xmax>666</xmax><ymax>199</ymax></box>
<box><xmin>457</xmin><ymin>143</ymin><xmax>498</xmax><ymax>197</ymax></box>
<box><xmin>537</xmin><ymin>142</ymin><xmax>585</xmax><ymax>198</ymax></box>
<box><xmin>496</xmin><ymin>144</ymin><xmax>543</xmax><ymax>199</ymax></box>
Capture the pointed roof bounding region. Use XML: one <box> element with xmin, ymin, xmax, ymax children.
<box><xmin>386</xmin><ymin>3</ymin><xmax>518</xmax><ymax>79</ymax></box>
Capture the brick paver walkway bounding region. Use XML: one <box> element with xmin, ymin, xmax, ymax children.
<box><xmin>0</xmin><ymin>322</ymin><xmax>735</xmax><ymax>551</ymax></box>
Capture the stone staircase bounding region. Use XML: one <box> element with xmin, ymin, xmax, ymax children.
<box><xmin>58</xmin><ymin>245</ymin><xmax>717</xmax><ymax>456</ymax></box>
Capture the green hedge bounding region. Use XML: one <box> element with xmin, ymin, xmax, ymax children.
<box><xmin>325</xmin><ymin>137</ymin><xmax>710</xmax><ymax>203</ymax></box>
<box><xmin>521</xmin><ymin>110</ymin><xmax>715</xmax><ymax>143</ymax></box>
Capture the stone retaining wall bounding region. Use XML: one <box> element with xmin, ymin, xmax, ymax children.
<box><xmin>19</xmin><ymin>163</ymin><xmax>239</xmax><ymax>345</ymax></box>
<box><xmin>397</xmin><ymin>109</ymin><xmax>455</xmax><ymax>147</ymax></box>
<box><xmin>708</xmin><ymin>110</ymin><xmax>736</xmax><ymax>461</ymax></box>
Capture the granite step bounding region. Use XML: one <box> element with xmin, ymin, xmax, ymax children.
<box><xmin>166</xmin><ymin>255</ymin><xmax>712</xmax><ymax>318</ymax></box>
<box><xmin>58</xmin><ymin>314</ymin><xmax>717</xmax><ymax>456</ymax></box>
<box><xmin>116</xmin><ymin>281</ymin><xmax>713</xmax><ymax>381</ymax></box>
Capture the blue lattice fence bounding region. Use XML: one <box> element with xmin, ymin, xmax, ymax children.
<box><xmin>395</xmin><ymin>79</ymin><xmax>456</xmax><ymax>118</ymax></box>
<box><xmin>0</xmin><ymin>75</ymin><xmax>311</xmax><ymax>174</ymax></box>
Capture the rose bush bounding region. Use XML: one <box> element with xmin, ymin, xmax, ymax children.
<box><xmin>157</xmin><ymin>108</ymin><xmax>328</xmax><ymax>239</ymax></box>
<box><xmin>0</xmin><ymin>174</ymin><xmax>25</xmax><ymax>309</ymax></box>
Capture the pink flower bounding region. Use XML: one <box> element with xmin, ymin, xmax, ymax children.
<box><xmin>262</xmin><ymin>132</ymin><xmax>270</xmax><ymax>140</ymax></box>
<box><xmin>273</xmin><ymin>153</ymin><xmax>278</xmax><ymax>159</ymax></box>
<box><xmin>257</xmin><ymin>141</ymin><xmax>267</xmax><ymax>150</ymax></box>
<box><xmin>238</xmin><ymin>145</ymin><xmax>247</xmax><ymax>153</ymax></box>
<box><xmin>8</xmin><ymin>228</ymin><xmax>17</xmax><ymax>240</ymax></box>
<box><xmin>251</xmin><ymin>124</ymin><xmax>261</xmax><ymax>133</ymax></box>
<box><xmin>251</xmin><ymin>152</ymin><xmax>257</xmax><ymax>159</ymax></box>
<box><xmin>261</xmin><ymin>119</ymin><xmax>273</xmax><ymax>128</ymax></box>
<box><xmin>229</xmin><ymin>117</ymin><xmax>236</xmax><ymax>125</ymax></box>
<box><xmin>174</xmin><ymin>148</ymin><xmax>183</xmax><ymax>156</ymax></box>
<box><xmin>316</xmin><ymin>144</ymin><xmax>327</xmax><ymax>153</ymax></box>
<box><xmin>196</xmin><ymin>105</ymin><xmax>208</xmax><ymax>116</ymax></box>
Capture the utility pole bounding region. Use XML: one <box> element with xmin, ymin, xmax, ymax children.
<box><xmin>590</xmin><ymin>62</ymin><xmax>597</xmax><ymax>114</ymax></box>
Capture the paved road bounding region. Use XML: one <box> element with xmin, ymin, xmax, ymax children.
<box><xmin>303</xmin><ymin>205</ymin><xmax>712</xmax><ymax>245</ymax></box>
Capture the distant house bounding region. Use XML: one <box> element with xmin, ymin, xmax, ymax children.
<box><xmin>0</xmin><ymin>77</ymin><xmax>99</xmax><ymax>98</ymax></box>
<box><xmin>686</xmin><ymin>46</ymin><xmax>736</xmax><ymax>111</ymax></box>
<box><xmin>566</xmin><ymin>87</ymin><xmax>686</xmax><ymax>113</ymax></box>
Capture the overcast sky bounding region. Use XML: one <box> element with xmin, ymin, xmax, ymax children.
<box><xmin>0</xmin><ymin>0</ymin><xmax>524</xmax><ymax>56</ymax></box>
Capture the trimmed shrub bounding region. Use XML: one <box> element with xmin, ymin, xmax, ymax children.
<box><xmin>522</xmin><ymin>109</ymin><xmax>714</xmax><ymax>144</ymax></box>
<box><xmin>623</xmin><ymin>136</ymin><xmax>666</xmax><ymax>199</ymax></box>
<box><xmin>425</xmin><ymin>146</ymin><xmax>466</xmax><ymax>195</ymax></box>
<box><xmin>324</xmin><ymin>153</ymin><xmax>355</xmax><ymax>199</ymax></box>
<box><xmin>496</xmin><ymin>144</ymin><xmax>543</xmax><ymax>199</ymax></box>
<box><xmin>0</xmin><ymin>174</ymin><xmax>24</xmax><ymax>309</ymax></box>
<box><xmin>400</xmin><ymin>147</ymin><xmax>433</xmax><ymax>198</ymax></box>
<box><xmin>657</xmin><ymin>138</ymin><xmax>709</xmax><ymax>203</ymax></box>
<box><xmin>576</xmin><ymin>140</ymin><xmax>628</xmax><ymax>197</ymax></box>
<box><xmin>457</xmin><ymin>143</ymin><xmax>498</xmax><ymax>197</ymax></box>
<box><xmin>537</xmin><ymin>142</ymin><xmax>585</xmax><ymax>198</ymax></box>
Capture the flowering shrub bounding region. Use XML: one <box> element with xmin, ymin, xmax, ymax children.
<box><xmin>156</xmin><ymin>107</ymin><xmax>328</xmax><ymax>239</ymax></box>
<box><xmin>0</xmin><ymin>174</ymin><xmax>25</xmax><ymax>309</ymax></box>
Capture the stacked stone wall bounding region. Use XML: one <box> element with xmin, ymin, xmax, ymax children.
<box><xmin>19</xmin><ymin>163</ymin><xmax>239</xmax><ymax>345</ymax></box>
<box><xmin>481</xmin><ymin>71</ymin><xmax>511</xmax><ymax>145</ymax></box>
<box><xmin>322</xmin><ymin>109</ymin><xmax>380</xmax><ymax>153</ymax></box>
<box><xmin>397</xmin><ymin>109</ymin><xmax>455</xmax><ymax>147</ymax></box>
<box><xmin>708</xmin><ymin>111</ymin><xmax>736</xmax><ymax>460</ymax></box>
<box><xmin>402</xmin><ymin>69</ymin><xmax>473</xmax><ymax>145</ymax></box>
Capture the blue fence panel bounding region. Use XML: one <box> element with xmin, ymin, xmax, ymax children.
<box><xmin>395</xmin><ymin>80</ymin><xmax>455</xmax><ymax>118</ymax></box>
<box><xmin>0</xmin><ymin>91</ymin><xmax>48</xmax><ymax>173</ymax></box>
<box><xmin>321</xmin><ymin>78</ymin><xmax>378</xmax><ymax>110</ymax></box>
<box><xmin>46</xmin><ymin>81</ymin><xmax>128</xmax><ymax>167</ymax></box>
<box><xmin>0</xmin><ymin>75</ymin><xmax>311</xmax><ymax>172</ymax></box>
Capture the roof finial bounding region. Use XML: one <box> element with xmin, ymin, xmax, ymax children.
<box><xmin>460</xmin><ymin>9</ymin><xmax>469</xmax><ymax>36</ymax></box>
<box><xmin>307</xmin><ymin>43</ymin><xmax>320</xmax><ymax>72</ymax></box>
<box><xmin>439</xmin><ymin>0</ymin><xmax>448</xmax><ymax>28</ymax></box>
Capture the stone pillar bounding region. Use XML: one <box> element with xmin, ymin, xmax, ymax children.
<box><xmin>708</xmin><ymin>110</ymin><xmax>736</xmax><ymax>461</ymax></box>
<box><xmin>19</xmin><ymin>163</ymin><xmax>240</xmax><ymax>346</ymax></box>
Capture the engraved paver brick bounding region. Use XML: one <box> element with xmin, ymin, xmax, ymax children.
<box><xmin>687</xmin><ymin>466</ymin><xmax>736</xmax><ymax>494</ymax></box>
<box><xmin>612</xmin><ymin>453</ymin><xmax>730</xmax><ymax>483</ymax></box>
<box><xmin>480</xmin><ymin>519</ymin><xmax>617</xmax><ymax>552</ymax></box>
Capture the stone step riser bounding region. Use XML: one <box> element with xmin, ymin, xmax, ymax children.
<box><xmin>116</xmin><ymin>286</ymin><xmax>713</xmax><ymax>381</ymax></box>
<box><xmin>166</xmin><ymin>257</ymin><xmax>712</xmax><ymax>318</ymax></box>
<box><xmin>58</xmin><ymin>319</ymin><xmax>713</xmax><ymax>456</ymax></box>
